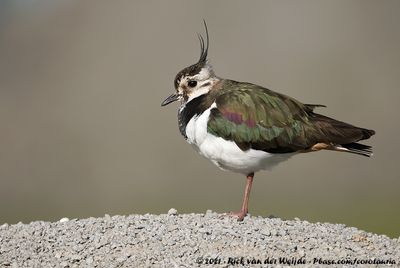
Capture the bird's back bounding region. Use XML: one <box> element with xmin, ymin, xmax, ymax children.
<box><xmin>206</xmin><ymin>79</ymin><xmax>375</xmax><ymax>156</ymax></box>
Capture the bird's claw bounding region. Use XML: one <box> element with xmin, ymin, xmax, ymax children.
<box><xmin>227</xmin><ymin>210</ymin><xmax>247</xmax><ymax>221</ymax></box>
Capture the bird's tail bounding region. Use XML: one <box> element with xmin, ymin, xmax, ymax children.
<box><xmin>335</xmin><ymin>142</ymin><xmax>373</xmax><ymax>157</ymax></box>
<box><xmin>309</xmin><ymin>112</ymin><xmax>375</xmax><ymax>157</ymax></box>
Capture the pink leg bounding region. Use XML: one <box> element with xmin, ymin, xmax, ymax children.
<box><xmin>230</xmin><ymin>172</ymin><xmax>254</xmax><ymax>221</ymax></box>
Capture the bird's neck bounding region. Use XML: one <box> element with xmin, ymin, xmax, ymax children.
<box><xmin>177</xmin><ymin>78</ymin><xmax>226</xmax><ymax>138</ymax></box>
<box><xmin>178</xmin><ymin>94</ymin><xmax>208</xmax><ymax>138</ymax></box>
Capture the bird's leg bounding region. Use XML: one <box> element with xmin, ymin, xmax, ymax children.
<box><xmin>230</xmin><ymin>172</ymin><xmax>254</xmax><ymax>221</ymax></box>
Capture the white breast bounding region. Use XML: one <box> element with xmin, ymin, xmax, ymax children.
<box><xmin>185</xmin><ymin>103</ymin><xmax>294</xmax><ymax>175</ymax></box>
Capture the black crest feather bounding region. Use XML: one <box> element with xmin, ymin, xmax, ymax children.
<box><xmin>174</xmin><ymin>20</ymin><xmax>211</xmax><ymax>89</ymax></box>
<box><xmin>197</xmin><ymin>19</ymin><xmax>209</xmax><ymax>64</ymax></box>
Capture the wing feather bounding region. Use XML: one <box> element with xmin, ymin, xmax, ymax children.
<box><xmin>207</xmin><ymin>80</ymin><xmax>374</xmax><ymax>153</ymax></box>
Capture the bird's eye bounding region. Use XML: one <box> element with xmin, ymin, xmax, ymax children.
<box><xmin>188</xmin><ymin>80</ymin><xmax>197</xmax><ymax>88</ymax></box>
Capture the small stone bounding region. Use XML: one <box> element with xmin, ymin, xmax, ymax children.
<box><xmin>59</xmin><ymin>218</ymin><xmax>69</xmax><ymax>223</ymax></box>
<box><xmin>205</xmin><ymin>209</ymin><xmax>213</xmax><ymax>215</ymax></box>
<box><xmin>261</xmin><ymin>230</ymin><xmax>271</xmax><ymax>236</ymax></box>
<box><xmin>86</xmin><ymin>257</ymin><xmax>94</xmax><ymax>264</ymax></box>
<box><xmin>116</xmin><ymin>256</ymin><xmax>127</xmax><ymax>263</ymax></box>
<box><xmin>168</xmin><ymin>208</ymin><xmax>178</xmax><ymax>215</ymax></box>
<box><xmin>71</xmin><ymin>254</ymin><xmax>81</xmax><ymax>261</ymax></box>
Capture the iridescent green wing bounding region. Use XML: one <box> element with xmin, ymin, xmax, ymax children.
<box><xmin>207</xmin><ymin>81</ymin><xmax>320</xmax><ymax>153</ymax></box>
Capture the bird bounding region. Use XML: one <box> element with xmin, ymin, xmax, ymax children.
<box><xmin>161</xmin><ymin>21</ymin><xmax>375</xmax><ymax>221</ymax></box>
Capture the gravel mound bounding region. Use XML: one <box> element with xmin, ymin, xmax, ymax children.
<box><xmin>1</xmin><ymin>209</ymin><xmax>399</xmax><ymax>267</ymax></box>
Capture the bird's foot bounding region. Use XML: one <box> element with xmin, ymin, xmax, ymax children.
<box><xmin>228</xmin><ymin>210</ymin><xmax>248</xmax><ymax>221</ymax></box>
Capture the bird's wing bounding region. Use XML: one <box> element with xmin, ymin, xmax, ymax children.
<box><xmin>207</xmin><ymin>81</ymin><xmax>373</xmax><ymax>153</ymax></box>
<box><xmin>207</xmin><ymin>82</ymin><xmax>318</xmax><ymax>153</ymax></box>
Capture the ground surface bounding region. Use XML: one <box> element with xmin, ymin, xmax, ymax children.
<box><xmin>0</xmin><ymin>209</ymin><xmax>399</xmax><ymax>267</ymax></box>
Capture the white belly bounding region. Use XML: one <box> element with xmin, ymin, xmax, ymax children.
<box><xmin>185</xmin><ymin>104</ymin><xmax>294</xmax><ymax>175</ymax></box>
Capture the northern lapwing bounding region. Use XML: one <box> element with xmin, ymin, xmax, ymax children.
<box><xmin>161</xmin><ymin>22</ymin><xmax>375</xmax><ymax>221</ymax></box>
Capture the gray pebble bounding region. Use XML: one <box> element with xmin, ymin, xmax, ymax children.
<box><xmin>59</xmin><ymin>217</ymin><xmax>69</xmax><ymax>223</ymax></box>
<box><xmin>85</xmin><ymin>257</ymin><xmax>94</xmax><ymax>264</ymax></box>
<box><xmin>168</xmin><ymin>208</ymin><xmax>178</xmax><ymax>215</ymax></box>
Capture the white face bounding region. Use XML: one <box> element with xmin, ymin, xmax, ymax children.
<box><xmin>176</xmin><ymin>65</ymin><xmax>217</xmax><ymax>104</ymax></box>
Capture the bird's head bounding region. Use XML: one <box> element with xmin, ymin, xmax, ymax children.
<box><xmin>161</xmin><ymin>21</ymin><xmax>219</xmax><ymax>107</ymax></box>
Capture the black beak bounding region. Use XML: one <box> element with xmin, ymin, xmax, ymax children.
<box><xmin>161</xmin><ymin>93</ymin><xmax>179</xmax><ymax>106</ymax></box>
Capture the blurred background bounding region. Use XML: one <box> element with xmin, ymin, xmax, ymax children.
<box><xmin>0</xmin><ymin>0</ymin><xmax>399</xmax><ymax>238</ymax></box>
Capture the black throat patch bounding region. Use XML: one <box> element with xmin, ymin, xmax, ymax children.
<box><xmin>178</xmin><ymin>94</ymin><xmax>209</xmax><ymax>139</ymax></box>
